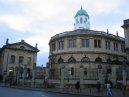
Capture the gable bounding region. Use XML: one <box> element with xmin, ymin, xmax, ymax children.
<box><xmin>3</xmin><ymin>40</ymin><xmax>39</xmax><ymax>52</ymax></box>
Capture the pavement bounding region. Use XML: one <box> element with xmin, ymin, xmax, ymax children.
<box><xmin>0</xmin><ymin>83</ymin><xmax>129</xmax><ymax>97</ymax></box>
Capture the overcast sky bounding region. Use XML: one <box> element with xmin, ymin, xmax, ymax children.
<box><xmin>0</xmin><ymin>0</ymin><xmax>129</xmax><ymax>66</ymax></box>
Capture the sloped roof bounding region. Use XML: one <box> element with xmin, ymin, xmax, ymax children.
<box><xmin>1</xmin><ymin>40</ymin><xmax>39</xmax><ymax>52</ymax></box>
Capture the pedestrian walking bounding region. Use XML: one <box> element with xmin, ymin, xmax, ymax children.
<box><xmin>97</xmin><ymin>80</ymin><xmax>101</xmax><ymax>93</ymax></box>
<box><xmin>107</xmin><ymin>81</ymin><xmax>113</xmax><ymax>96</ymax></box>
<box><xmin>75</xmin><ymin>81</ymin><xmax>80</xmax><ymax>93</ymax></box>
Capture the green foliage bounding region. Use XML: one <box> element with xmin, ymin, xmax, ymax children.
<box><xmin>0</xmin><ymin>74</ymin><xmax>3</xmax><ymax>82</ymax></box>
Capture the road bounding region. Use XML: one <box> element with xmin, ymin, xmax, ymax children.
<box><xmin>0</xmin><ymin>87</ymin><xmax>90</xmax><ymax>97</ymax></box>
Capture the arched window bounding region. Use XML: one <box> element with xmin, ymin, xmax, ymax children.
<box><xmin>10</xmin><ymin>55</ymin><xmax>15</xmax><ymax>64</ymax></box>
<box><xmin>80</xmin><ymin>17</ymin><xmax>83</xmax><ymax>23</ymax></box>
<box><xmin>81</xmin><ymin>56</ymin><xmax>90</xmax><ymax>63</ymax></box>
<box><xmin>58</xmin><ymin>57</ymin><xmax>64</xmax><ymax>63</ymax></box>
<box><xmin>9</xmin><ymin>67</ymin><xmax>14</xmax><ymax>77</ymax></box>
<box><xmin>68</xmin><ymin>56</ymin><xmax>76</xmax><ymax>63</ymax></box>
<box><xmin>95</xmin><ymin>57</ymin><xmax>102</xmax><ymax>63</ymax></box>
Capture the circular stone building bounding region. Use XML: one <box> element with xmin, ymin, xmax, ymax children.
<box><xmin>47</xmin><ymin>7</ymin><xmax>129</xmax><ymax>88</ymax></box>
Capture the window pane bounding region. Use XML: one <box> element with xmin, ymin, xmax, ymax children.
<box><xmin>27</xmin><ymin>57</ymin><xmax>31</xmax><ymax>65</ymax></box>
<box><xmin>82</xmin><ymin>39</ymin><xmax>89</xmax><ymax>48</ymax></box>
<box><xmin>19</xmin><ymin>56</ymin><xmax>24</xmax><ymax>64</ymax></box>
<box><xmin>51</xmin><ymin>43</ymin><xmax>56</xmax><ymax>51</ymax></box>
<box><xmin>68</xmin><ymin>39</ymin><xmax>76</xmax><ymax>48</ymax></box>
<box><xmin>94</xmin><ymin>40</ymin><xmax>97</xmax><ymax>48</ymax></box>
<box><xmin>98</xmin><ymin>40</ymin><xmax>101</xmax><ymax>48</ymax></box>
<box><xmin>58</xmin><ymin>41</ymin><xmax>64</xmax><ymax>50</ymax></box>
<box><xmin>80</xmin><ymin>17</ymin><xmax>83</xmax><ymax>23</ymax></box>
<box><xmin>10</xmin><ymin>55</ymin><xmax>15</xmax><ymax>64</ymax></box>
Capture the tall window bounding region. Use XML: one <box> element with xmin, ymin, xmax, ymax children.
<box><xmin>68</xmin><ymin>39</ymin><xmax>76</xmax><ymax>48</ymax></box>
<box><xmin>71</xmin><ymin>68</ymin><xmax>74</xmax><ymax>75</ymax></box>
<box><xmin>27</xmin><ymin>57</ymin><xmax>31</xmax><ymax>65</ymax></box>
<box><xmin>84</xmin><ymin>68</ymin><xmax>87</xmax><ymax>75</ymax></box>
<box><xmin>19</xmin><ymin>56</ymin><xmax>24</xmax><ymax>64</ymax></box>
<box><xmin>80</xmin><ymin>17</ymin><xmax>83</xmax><ymax>23</ymax></box>
<box><xmin>81</xmin><ymin>39</ymin><xmax>89</xmax><ymax>48</ymax></box>
<box><xmin>114</xmin><ymin>42</ymin><xmax>118</xmax><ymax>51</ymax></box>
<box><xmin>58</xmin><ymin>40</ymin><xmax>64</xmax><ymax>50</ymax></box>
<box><xmin>105</xmin><ymin>40</ymin><xmax>110</xmax><ymax>49</ymax></box>
<box><xmin>121</xmin><ymin>44</ymin><xmax>125</xmax><ymax>52</ymax></box>
<box><xmin>51</xmin><ymin>43</ymin><xmax>56</xmax><ymax>51</ymax></box>
<box><xmin>10</xmin><ymin>55</ymin><xmax>15</xmax><ymax>64</ymax></box>
<box><xmin>94</xmin><ymin>39</ymin><xmax>101</xmax><ymax>48</ymax></box>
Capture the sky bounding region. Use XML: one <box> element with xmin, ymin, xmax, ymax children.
<box><xmin>0</xmin><ymin>0</ymin><xmax>129</xmax><ymax>67</ymax></box>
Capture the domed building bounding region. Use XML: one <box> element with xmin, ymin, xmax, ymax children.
<box><xmin>47</xmin><ymin>7</ymin><xmax>129</xmax><ymax>88</ymax></box>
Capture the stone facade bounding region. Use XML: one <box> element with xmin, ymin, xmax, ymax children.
<box><xmin>0</xmin><ymin>39</ymin><xmax>39</xmax><ymax>84</ymax></box>
<box><xmin>47</xmin><ymin>7</ymin><xmax>129</xmax><ymax>88</ymax></box>
<box><xmin>48</xmin><ymin>29</ymin><xmax>128</xmax><ymax>87</ymax></box>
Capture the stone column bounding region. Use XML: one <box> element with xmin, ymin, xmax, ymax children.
<box><xmin>122</xmin><ymin>19</ymin><xmax>129</xmax><ymax>61</ymax></box>
<box><xmin>80</xmin><ymin>64</ymin><xmax>84</xmax><ymax>88</ymax></box>
<box><xmin>60</xmin><ymin>65</ymin><xmax>65</xmax><ymax>88</ymax></box>
<box><xmin>31</xmin><ymin>70</ymin><xmax>36</xmax><ymax>87</ymax></box>
<box><xmin>3</xmin><ymin>71</ymin><xmax>7</xmax><ymax>86</ymax></box>
<box><xmin>45</xmin><ymin>67</ymin><xmax>49</xmax><ymax>80</ymax></box>
<box><xmin>17</xmin><ymin>70</ymin><xmax>20</xmax><ymax>85</ymax></box>
<box><xmin>22</xmin><ymin>68</ymin><xmax>26</xmax><ymax>86</ymax></box>
<box><xmin>98</xmin><ymin>64</ymin><xmax>103</xmax><ymax>84</ymax></box>
<box><xmin>122</xmin><ymin>70</ymin><xmax>126</xmax><ymax>85</ymax></box>
<box><xmin>112</xmin><ymin>67</ymin><xmax>116</xmax><ymax>85</ymax></box>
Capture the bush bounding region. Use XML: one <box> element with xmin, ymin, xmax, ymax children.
<box><xmin>47</xmin><ymin>84</ymin><xmax>55</xmax><ymax>88</ymax></box>
<box><xmin>0</xmin><ymin>74</ymin><xmax>3</xmax><ymax>82</ymax></box>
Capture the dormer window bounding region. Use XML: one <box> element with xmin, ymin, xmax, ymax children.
<box><xmin>20</xmin><ymin>46</ymin><xmax>25</xmax><ymax>49</ymax></box>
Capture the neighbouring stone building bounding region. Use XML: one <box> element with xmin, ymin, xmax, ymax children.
<box><xmin>47</xmin><ymin>7</ymin><xmax>129</xmax><ymax>88</ymax></box>
<box><xmin>0</xmin><ymin>39</ymin><xmax>39</xmax><ymax>84</ymax></box>
<box><xmin>36</xmin><ymin>66</ymin><xmax>46</xmax><ymax>79</ymax></box>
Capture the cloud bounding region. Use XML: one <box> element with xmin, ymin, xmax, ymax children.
<box><xmin>88</xmin><ymin>0</ymin><xmax>122</xmax><ymax>14</ymax></box>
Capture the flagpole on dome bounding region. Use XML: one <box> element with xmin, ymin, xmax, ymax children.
<box><xmin>81</xmin><ymin>5</ymin><xmax>82</xmax><ymax>9</ymax></box>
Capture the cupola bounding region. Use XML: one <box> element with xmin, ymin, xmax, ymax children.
<box><xmin>74</xmin><ymin>6</ymin><xmax>90</xmax><ymax>30</ymax></box>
